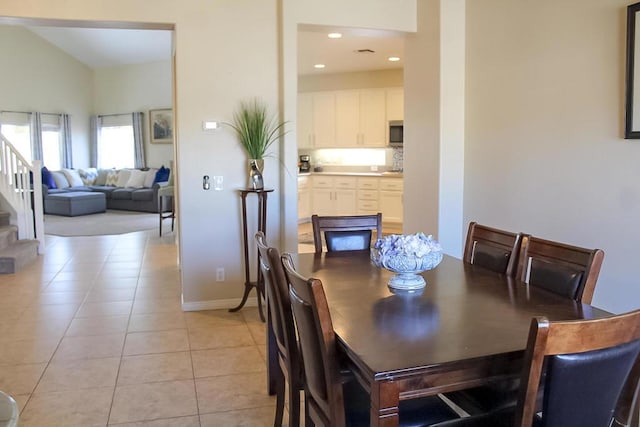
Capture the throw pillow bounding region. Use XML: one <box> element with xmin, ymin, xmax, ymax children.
<box><xmin>105</xmin><ymin>169</ymin><xmax>119</xmax><ymax>186</ymax></box>
<box><xmin>62</xmin><ymin>169</ymin><xmax>84</xmax><ymax>187</ymax></box>
<box><xmin>116</xmin><ymin>169</ymin><xmax>132</xmax><ymax>187</ymax></box>
<box><xmin>41</xmin><ymin>166</ymin><xmax>56</xmax><ymax>189</ymax></box>
<box><xmin>143</xmin><ymin>168</ymin><xmax>157</xmax><ymax>188</ymax></box>
<box><xmin>51</xmin><ymin>171</ymin><xmax>70</xmax><ymax>189</ymax></box>
<box><xmin>154</xmin><ymin>166</ymin><xmax>170</xmax><ymax>184</ymax></box>
<box><xmin>94</xmin><ymin>168</ymin><xmax>110</xmax><ymax>186</ymax></box>
<box><xmin>126</xmin><ymin>169</ymin><xmax>146</xmax><ymax>188</ymax></box>
<box><xmin>78</xmin><ymin>168</ymin><xmax>98</xmax><ymax>185</ymax></box>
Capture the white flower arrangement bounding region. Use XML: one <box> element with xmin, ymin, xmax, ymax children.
<box><xmin>371</xmin><ymin>233</ymin><xmax>443</xmax><ymax>290</ymax></box>
<box><xmin>373</xmin><ymin>233</ymin><xmax>442</xmax><ymax>258</ymax></box>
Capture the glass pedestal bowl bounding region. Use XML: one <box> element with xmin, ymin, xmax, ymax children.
<box><xmin>371</xmin><ymin>248</ymin><xmax>443</xmax><ymax>291</ymax></box>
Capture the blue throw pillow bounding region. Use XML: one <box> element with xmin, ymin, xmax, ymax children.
<box><xmin>41</xmin><ymin>166</ymin><xmax>56</xmax><ymax>189</ymax></box>
<box><xmin>154</xmin><ymin>166</ymin><xmax>170</xmax><ymax>184</ymax></box>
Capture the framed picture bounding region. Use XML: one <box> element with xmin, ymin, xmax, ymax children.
<box><xmin>149</xmin><ymin>109</ymin><xmax>173</xmax><ymax>144</ymax></box>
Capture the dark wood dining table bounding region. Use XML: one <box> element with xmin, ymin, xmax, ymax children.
<box><xmin>267</xmin><ymin>250</ymin><xmax>611</xmax><ymax>427</ymax></box>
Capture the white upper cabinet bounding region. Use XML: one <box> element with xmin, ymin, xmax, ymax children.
<box><xmin>386</xmin><ymin>87</ymin><xmax>404</xmax><ymax>121</ymax></box>
<box><xmin>297</xmin><ymin>87</ymin><xmax>403</xmax><ymax>149</ymax></box>
<box><xmin>335</xmin><ymin>89</ymin><xmax>386</xmax><ymax>147</ymax></box>
<box><xmin>335</xmin><ymin>91</ymin><xmax>360</xmax><ymax>147</ymax></box>
<box><xmin>312</xmin><ymin>92</ymin><xmax>336</xmax><ymax>147</ymax></box>
<box><xmin>360</xmin><ymin>89</ymin><xmax>387</xmax><ymax>147</ymax></box>
<box><xmin>297</xmin><ymin>92</ymin><xmax>336</xmax><ymax>148</ymax></box>
<box><xmin>297</xmin><ymin>93</ymin><xmax>314</xmax><ymax>149</ymax></box>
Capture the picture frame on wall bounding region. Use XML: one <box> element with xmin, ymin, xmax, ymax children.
<box><xmin>149</xmin><ymin>109</ymin><xmax>173</xmax><ymax>144</ymax></box>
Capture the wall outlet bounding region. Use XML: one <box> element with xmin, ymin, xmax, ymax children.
<box><xmin>216</xmin><ymin>268</ymin><xmax>225</xmax><ymax>282</ymax></box>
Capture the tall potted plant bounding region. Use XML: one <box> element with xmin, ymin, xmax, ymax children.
<box><xmin>227</xmin><ymin>98</ymin><xmax>287</xmax><ymax>190</ymax></box>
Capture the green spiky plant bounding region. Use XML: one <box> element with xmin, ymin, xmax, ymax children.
<box><xmin>227</xmin><ymin>98</ymin><xmax>287</xmax><ymax>160</ymax></box>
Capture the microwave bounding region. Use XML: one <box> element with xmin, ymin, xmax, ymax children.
<box><xmin>388</xmin><ymin>120</ymin><xmax>403</xmax><ymax>146</ymax></box>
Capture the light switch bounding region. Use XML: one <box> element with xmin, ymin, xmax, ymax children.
<box><xmin>202</xmin><ymin>121</ymin><xmax>219</xmax><ymax>130</ymax></box>
<box><xmin>213</xmin><ymin>175</ymin><xmax>223</xmax><ymax>191</ymax></box>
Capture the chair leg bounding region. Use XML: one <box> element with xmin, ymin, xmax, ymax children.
<box><xmin>304</xmin><ymin>396</ymin><xmax>314</xmax><ymax>427</ymax></box>
<box><xmin>170</xmin><ymin>196</ymin><xmax>175</xmax><ymax>231</ymax></box>
<box><xmin>158</xmin><ymin>196</ymin><xmax>163</xmax><ymax>237</ymax></box>
<box><xmin>274</xmin><ymin>368</ymin><xmax>285</xmax><ymax>427</ymax></box>
<box><xmin>287</xmin><ymin>382</ymin><xmax>300</xmax><ymax>427</ymax></box>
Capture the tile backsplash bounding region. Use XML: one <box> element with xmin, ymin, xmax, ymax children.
<box><xmin>298</xmin><ymin>147</ymin><xmax>403</xmax><ymax>172</ymax></box>
<box><xmin>391</xmin><ymin>147</ymin><xmax>403</xmax><ymax>171</ymax></box>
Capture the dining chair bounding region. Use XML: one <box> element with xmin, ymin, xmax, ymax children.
<box><xmin>280</xmin><ymin>252</ymin><xmax>462</xmax><ymax>427</ymax></box>
<box><xmin>516</xmin><ymin>235</ymin><xmax>605</xmax><ymax>304</ymax></box>
<box><xmin>432</xmin><ymin>309</ymin><xmax>640</xmax><ymax>427</ymax></box>
<box><xmin>463</xmin><ymin>222</ymin><xmax>524</xmax><ymax>276</ymax></box>
<box><xmin>447</xmin><ymin>233</ymin><xmax>606</xmax><ymax>416</ymax></box>
<box><xmin>255</xmin><ymin>232</ymin><xmax>304</xmax><ymax>427</ymax></box>
<box><xmin>311</xmin><ymin>212</ymin><xmax>382</xmax><ymax>253</ymax></box>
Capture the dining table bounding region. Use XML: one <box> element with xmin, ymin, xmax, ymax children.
<box><xmin>266</xmin><ymin>250</ymin><xmax>612</xmax><ymax>427</ymax></box>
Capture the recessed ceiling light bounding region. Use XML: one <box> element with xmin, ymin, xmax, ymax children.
<box><xmin>388</xmin><ymin>56</ymin><xmax>401</xmax><ymax>62</ymax></box>
<box><xmin>314</xmin><ymin>64</ymin><xmax>326</xmax><ymax>69</ymax></box>
<box><xmin>328</xmin><ymin>33</ymin><xmax>342</xmax><ymax>39</ymax></box>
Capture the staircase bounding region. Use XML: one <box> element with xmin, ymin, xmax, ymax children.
<box><xmin>0</xmin><ymin>210</ymin><xmax>38</xmax><ymax>274</ymax></box>
<box><xmin>0</xmin><ymin>132</ymin><xmax>44</xmax><ymax>273</ymax></box>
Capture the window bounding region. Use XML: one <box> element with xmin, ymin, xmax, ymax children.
<box><xmin>97</xmin><ymin>115</ymin><xmax>135</xmax><ymax>169</ymax></box>
<box><xmin>0</xmin><ymin>112</ymin><xmax>31</xmax><ymax>160</ymax></box>
<box><xmin>41</xmin><ymin>114</ymin><xmax>62</xmax><ymax>171</ymax></box>
<box><xmin>0</xmin><ymin>112</ymin><xmax>66</xmax><ymax>170</ymax></box>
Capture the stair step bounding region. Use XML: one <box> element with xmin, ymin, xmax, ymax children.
<box><xmin>0</xmin><ymin>240</ymin><xmax>39</xmax><ymax>274</ymax></box>
<box><xmin>0</xmin><ymin>211</ymin><xmax>9</xmax><ymax>227</ymax></box>
<box><xmin>0</xmin><ymin>225</ymin><xmax>18</xmax><ymax>251</ymax></box>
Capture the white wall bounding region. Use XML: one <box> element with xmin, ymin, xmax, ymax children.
<box><xmin>403</xmin><ymin>0</ymin><xmax>441</xmax><ymax>238</ymax></box>
<box><xmin>0</xmin><ymin>0</ymin><xmax>417</xmax><ymax>308</ymax></box>
<box><xmin>0</xmin><ymin>25</ymin><xmax>93</xmax><ymax>167</ymax></box>
<box><xmin>465</xmin><ymin>0</ymin><xmax>638</xmax><ymax>313</ymax></box>
<box><xmin>298</xmin><ymin>69</ymin><xmax>403</xmax><ymax>92</ymax></box>
<box><xmin>93</xmin><ymin>61</ymin><xmax>173</xmax><ymax>168</ymax></box>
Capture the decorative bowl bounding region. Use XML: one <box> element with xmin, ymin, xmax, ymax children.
<box><xmin>371</xmin><ymin>233</ymin><xmax>443</xmax><ymax>291</ymax></box>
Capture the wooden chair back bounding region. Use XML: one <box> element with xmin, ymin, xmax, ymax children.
<box><xmin>311</xmin><ymin>213</ymin><xmax>382</xmax><ymax>253</ymax></box>
<box><xmin>255</xmin><ymin>232</ymin><xmax>302</xmax><ymax>427</ymax></box>
<box><xmin>463</xmin><ymin>222</ymin><xmax>524</xmax><ymax>276</ymax></box>
<box><xmin>281</xmin><ymin>252</ymin><xmax>347</xmax><ymax>427</ymax></box>
<box><xmin>516</xmin><ymin>310</ymin><xmax>640</xmax><ymax>427</ymax></box>
<box><xmin>516</xmin><ymin>235</ymin><xmax>604</xmax><ymax>304</ymax></box>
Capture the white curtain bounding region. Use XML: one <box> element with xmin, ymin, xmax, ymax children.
<box><xmin>90</xmin><ymin>115</ymin><xmax>99</xmax><ymax>167</ymax></box>
<box><xmin>31</xmin><ymin>112</ymin><xmax>43</xmax><ymax>161</ymax></box>
<box><xmin>132</xmin><ymin>112</ymin><xmax>145</xmax><ymax>168</ymax></box>
<box><xmin>61</xmin><ymin>114</ymin><xmax>72</xmax><ymax>168</ymax></box>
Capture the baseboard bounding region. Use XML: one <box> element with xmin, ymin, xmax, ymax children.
<box><xmin>181</xmin><ymin>297</ymin><xmax>258</xmax><ymax>312</ymax></box>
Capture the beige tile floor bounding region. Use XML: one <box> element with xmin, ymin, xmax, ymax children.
<box><xmin>0</xmin><ymin>229</ymin><xmax>278</xmax><ymax>426</ymax></box>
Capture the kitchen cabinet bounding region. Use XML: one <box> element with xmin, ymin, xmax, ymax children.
<box><xmin>298</xmin><ymin>175</ymin><xmax>311</xmax><ymax>221</ymax></box>
<box><xmin>297</xmin><ymin>93</ymin><xmax>314</xmax><ymax>149</ymax></box>
<box><xmin>357</xmin><ymin>177</ymin><xmax>379</xmax><ymax>215</ymax></box>
<box><xmin>297</xmin><ymin>92</ymin><xmax>336</xmax><ymax>148</ymax></box>
<box><xmin>379</xmin><ymin>178</ymin><xmax>403</xmax><ymax>223</ymax></box>
<box><xmin>307</xmin><ymin>174</ymin><xmax>404</xmax><ymax>223</ymax></box>
<box><xmin>335</xmin><ymin>89</ymin><xmax>386</xmax><ymax>147</ymax></box>
<box><xmin>386</xmin><ymin>87</ymin><xmax>404</xmax><ymax>121</ymax></box>
<box><xmin>312</xmin><ymin>175</ymin><xmax>357</xmax><ymax>216</ymax></box>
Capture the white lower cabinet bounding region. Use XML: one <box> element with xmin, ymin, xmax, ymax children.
<box><xmin>379</xmin><ymin>178</ymin><xmax>403</xmax><ymax>223</ymax></box>
<box><xmin>357</xmin><ymin>177</ymin><xmax>379</xmax><ymax>215</ymax></box>
<box><xmin>298</xmin><ymin>176</ymin><xmax>311</xmax><ymax>220</ymax></box>
<box><xmin>307</xmin><ymin>175</ymin><xmax>403</xmax><ymax>222</ymax></box>
<box><xmin>312</xmin><ymin>176</ymin><xmax>357</xmax><ymax>216</ymax></box>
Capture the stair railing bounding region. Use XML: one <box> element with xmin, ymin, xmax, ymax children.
<box><xmin>0</xmin><ymin>133</ymin><xmax>44</xmax><ymax>253</ymax></box>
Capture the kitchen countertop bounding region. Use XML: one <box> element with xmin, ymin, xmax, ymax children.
<box><xmin>298</xmin><ymin>171</ymin><xmax>403</xmax><ymax>178</ymax></box>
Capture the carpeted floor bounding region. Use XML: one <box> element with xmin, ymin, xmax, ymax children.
<box><xmin>44</xmin><ymin>210</ymin><xmax>161</xmax><ymax>236</ymax></box>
